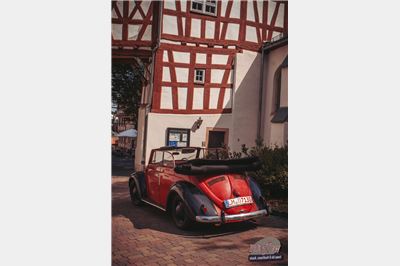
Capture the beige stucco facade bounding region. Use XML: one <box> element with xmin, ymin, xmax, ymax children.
<box><xmin>261</xmin><ymin>44</ymin><xmax>288</xmax><ymax>147</ymax></box>
<box><xmin>231</xmin><ymin>50</ymin><xmax>261</xmax><ymax>152</ymax></box>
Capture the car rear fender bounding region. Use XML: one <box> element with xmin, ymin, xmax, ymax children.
<box><xmin>248</xmin><ymin>176</ymin><xmax>268</xmax><ymax>210</ymax></box>
<box><xmin>167</xmin><ymin>181</ymin><xmax>218</xmax><ymax>220</ymax></box>
<box><xmin>129</xmin><ymin>171</ymin><xmax>146</xmax><ymax>199</ymax></box>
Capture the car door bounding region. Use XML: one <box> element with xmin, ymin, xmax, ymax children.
<box><xmin>146</xmin><ymin>150</ymin><xmax>163</xmax><ymax>204</ymax></box>
<box><xmin>158</xmin><ymin>152</ymin><xmax>176</xmax><ymax>208</ymax></box>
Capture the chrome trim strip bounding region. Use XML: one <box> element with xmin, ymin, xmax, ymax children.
<box><xmin>142</xmin><ymin>199</ymin><xmax>166</xmax><ymax>211</ymax></box>
<box><xmin>195</xmin><ymin>209</ymin><xmax>267</xmax><ymax>223</ymax></box>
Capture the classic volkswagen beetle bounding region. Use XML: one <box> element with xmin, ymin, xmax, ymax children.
<box><xmin>129</xmin><ymin>147</ymin><xmax>268</xmax><ymax>229</ymax></box>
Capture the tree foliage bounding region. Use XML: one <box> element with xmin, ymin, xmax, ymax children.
<box><xmin>112</xmin><ymin>63</ymin><xmax>143</xmax><ymax>123</ymax></box>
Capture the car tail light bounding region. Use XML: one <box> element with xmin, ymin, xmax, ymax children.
<box><xmin>200</xmin><ymin>204</ymin><xmax>207</xmax><ymax>214</ymax></box>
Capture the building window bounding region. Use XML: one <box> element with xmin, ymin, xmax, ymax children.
<box><xmin>191</xmin><ymin>0</ymin><xmax>217</xmax><ymax>16</ymax></box>
<box><xmin>194</xmin><ymin>69</ymin><xmax>205</xmax><ymax>83</ymax></box>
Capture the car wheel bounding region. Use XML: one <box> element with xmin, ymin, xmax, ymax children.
<box><xmin>129</xmin><ymin>180</ymin><xmax>142</xmax><ymax>206</ymax></box>
<box><xmin>171</xmin><ymin>195</ymin><xmax>192</xmax><ymax>229</ymax></box>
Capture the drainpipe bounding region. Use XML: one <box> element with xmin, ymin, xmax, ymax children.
<box><xmin>257</xmin><ymin>45</ymin><xmax>266</xmax><ymax>141</ymax></box>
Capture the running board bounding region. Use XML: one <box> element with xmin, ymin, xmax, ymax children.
<box><xmin>142</xmin><ymin>199</ymin><xmax>166</xmax><ymax>212</ymax></box>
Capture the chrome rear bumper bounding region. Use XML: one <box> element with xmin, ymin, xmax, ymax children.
<box><xmin>195</xmin><ymin>209</ymin><xmax>268</xmax><ymax>223</ymax></box>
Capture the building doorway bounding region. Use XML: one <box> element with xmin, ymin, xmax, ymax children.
<box><xmin>206</xmin><ymin>128</ymin><xmax>229</xmax><ymax>148</ymax></box>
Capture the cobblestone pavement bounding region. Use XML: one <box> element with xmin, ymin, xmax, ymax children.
<box><xmin>112</xmin><ymin>176</ymin><xmax>288</xmax><ymax>266</ymax></box>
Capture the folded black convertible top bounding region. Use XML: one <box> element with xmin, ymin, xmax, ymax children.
<box><xmin>174</xmin><ymin>156</ymin><xmax>261</xmax><ymax>176</ymax></box>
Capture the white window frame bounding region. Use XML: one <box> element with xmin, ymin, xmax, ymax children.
<box><xmin>190</xmin><ymin>0</ymin><xmax>217</xmax><ymax>16</ymax></box>
<box><xmin>194</xmin><ymin>69</ymin><xmax>205</xmax><ymax>84</ymax></box>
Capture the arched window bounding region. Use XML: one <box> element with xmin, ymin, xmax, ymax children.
<box><xmin>271</xmin><ymin>56</ymin><xmax>288</xmax><ymax>124</ymax></box>
<box><xmin>272</xmin><ymin>67</ymin><xmax>282</xmax><ymax>113</ymax></box>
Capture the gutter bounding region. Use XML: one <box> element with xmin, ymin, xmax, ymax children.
<box><xmin>257</xmin><ymin>47</ymin><xmax>265</xmax><ymax>140</ymax></box>
<box><xmin>257</xmin><ymin>35</ymin><xmax>288</xmax><ymax>140</ymax></box>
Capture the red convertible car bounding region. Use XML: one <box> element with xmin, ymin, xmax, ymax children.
<box><xmin>129</xmin><ymin>147</ymin><xmax>268</xmax><ymax>229</ymax></box>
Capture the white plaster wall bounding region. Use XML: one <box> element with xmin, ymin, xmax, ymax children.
<box><xmin>230</xmin><ymin>1</ymin><xmax>241</xmax><ymax>18</ymax></box>
<box><xmin>128</xmin><ymin>25</ymin><xmax>140</xmax><ymax>40</ymax></box>
<box><xmin>181</xmin><ymin>0</ymin><xmax>187</xmax><ymax>12</ymax></box>
<box><xmin>145</xmin><ymin>113</ymin><xmax>234</xmax><ymax>164</ymax></box>
<box><xmin>193</xmin><ymin>87</ymin><xmax>204</xmax><ymax>109</ymax></box>
<box><xmin>257</xmin><ymin>1</ymin><xmax>264</xmax><ymax>21</ymax></box>
<box><xmin>112</xmin><ymin>24</ymin><xmax>122</xmax><ymax>40</ymax></box>
<box><xmin>162</xmin><ymin>67</ymin><xmax>171</xmax><ymax>82</ymax></box>
<box><xmin>270</xmin><ymin>123</ymin><xmax>285</xmax><ymax>147</ymax></box>
<box><xmin>142</xmin><ymin>25</ymin><xmax>152</xmax><ymax>41</ymax></box>
<box><xmin>163</xmin><ymin>50</ymin><xmax>169</xmax><ymax>62</ymax></box>
<box><xmin>247</xmin><ymin>0</ymin><xmax>255</xmax><ymax>22</ymax></box>
<box><xmin>178</xmin><ymin>87</ymin><xmax>187</xmax><ymax>109</ymax></box>
<box><xmin>182</xmin><ymin>17</ymin><xmax>186</xmax><ymax>34</ymax></box>
<box><xmin>112</xmin><ymin>8</ymin><xmax>118</xmax><ymax>19</ymax></box>
<box><xmin>175</xmin><ymin>68</ymin><xmax>189</xmax><ymax>82</ymax></box>
<box><xmin>212</xmin><ymin>54</ymin><xmax>229</xmax><ymax>65</ymax></box>
<box><xmin>160</xmin><ymin>86</ymin><xmax>173</xmax><ymax>109</ymax></box>
<box><xmin>163</xmin><ymin>15</ymin><xmax>178</xmax><ymax>35</ymax></box>
<box><xmin>160</xmin><ymin>39</ymin><xmax>181</xmax><ymax>45</ymax></box>
<box><xmin>173</xmin><ymin>51</ymin><xmax>190</xmax><ymax>64</ymax></box>
<box><xmin>223</xmin><ymin>88</ymin><xmax>232</xmax><ymax>108</ymax></box>
<box><xmin>271</xmin><ymin>31</ymin><xmax>281</xmax><ymax>39</ymax></box>
<box><xmin>275</xmin><ymin>3</ymin><xmax>285</xmax><ymax>28</ymax></box>
<box><xmin>134</xmin><ymin>107</ymin><xmax>147</xmax><ymax>171</ymax></box>
<box><xmin>191</xmin><ymin>18</ymin><xmax>201</xmax><ymax>38</ymax></box>
<box><xmin>221</xmin><ymin>1</ymin><xmax>228</xmax><ymax>16</ymax></box>
<box><xmin>246</xmin><ymin>26</ymin><xmax>258</xmax><ymax>42</ymax></box>
<box><xmin>196</xmin><ymin>53</ymin><xmax>207</xmax><ymax>64</ymax></box>
<box><xmin>164</xmin><ymin>1</ymin><xmax>176</xmax><ymax>10</ymax></box>
<box><xmin>141</xmin><ymin>1</ymin><xmax>150</xmax><ymax>14</ymax></box>
<box><xmin>210</xmin><ymin>69</ymin><xmax>225</xmax><ymax>83</ymax></box>
<box><xmin>209</xmin><ymin>88</ymin><xmax>220</xmax><ymax>109</ymax></box>
<box><xmin>225</xmin><ymin>23</ymin><xmax>240</xmax><ymax>40</ymax></box>
<box><xmin>228</xmin><ymin>70</ymin><xmax>233</xmax><ymax>83</ymax></box>
<box><xmin>231</xmin><ymin>50</ymin><xmax>261</xmax><ymax>151</ymax></box>
<box><xmin>205</xmin><ymin>21</ymin><xmax>215</xmax><ymax>39</ymax></box>
<box><xmin>268</xmin><ymin>1</ymin><xmax>276</xmax><ymax>24</ymax></box>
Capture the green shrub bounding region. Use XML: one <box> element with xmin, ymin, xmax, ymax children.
<box><xmin>242</xmin><ymin>140</ymin><xmax>288</xmax><ymax>199</ymax></box>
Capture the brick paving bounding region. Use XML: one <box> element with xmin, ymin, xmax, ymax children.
<box><xmin>112</xmin><ymin>177</ymin><xmax>288</xmax><ymax>266</ymax></box>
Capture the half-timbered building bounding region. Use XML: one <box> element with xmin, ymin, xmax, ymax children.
<box><xmin>112</xmin><ymin>0</ymin><xmax>288</xmax><ymax>170</ymax></box>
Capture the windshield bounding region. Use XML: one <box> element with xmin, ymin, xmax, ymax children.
<box><xmin>151</xmin><ymin>147</ymin><xmax>231</xmax><ymax>166</ymax></box>
<box><xmin>171</xmin><ymin>147</ymin><xmax>230</xmax><ymax>161</ymax></box>
<box><xmin>172</xmin><ymin>148</ymin><xmax>201</xmax><ymax>161</ymax></box>
<box><xmin>172</xmin><ymin>148</ymin><xmax>229</xmax><ymax>160</ymax></box>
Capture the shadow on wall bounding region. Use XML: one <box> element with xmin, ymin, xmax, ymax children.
<box><xmin>213</xmin><ymin>52</ymin><xmax>261</xmax><ymax>152</ymax></box>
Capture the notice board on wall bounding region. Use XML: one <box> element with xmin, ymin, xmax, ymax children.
<box><xmin>166</xmin><ymin>128</ymin><xmax>190</xmax><ymax>147</ymax></box>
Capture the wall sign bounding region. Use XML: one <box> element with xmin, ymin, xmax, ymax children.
<box><xmin>166</xmin><ymin>128</ymin><xmax>190</xmax><ymax>147</ymax></box>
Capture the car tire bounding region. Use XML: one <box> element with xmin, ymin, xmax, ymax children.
<box><xmin>129</xmin><ymin>180</ymin><xmax>142</xmax><ymax>206</ymax></box>
<box><xmin>171</xmin><ymin>195</ymin><xmax>193</xmax><ymax>229</ymax></box>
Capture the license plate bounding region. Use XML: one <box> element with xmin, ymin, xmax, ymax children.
<box><xmin>224</xmin><ymin>196</ymin><xmax>253</xmax><ymax>209</ymax></box>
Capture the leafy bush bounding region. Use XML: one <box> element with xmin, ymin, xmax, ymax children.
<box><xmin>242</xmin><ymin>140</ymin><xmax>288</xmax><ymax>199</ymax></box>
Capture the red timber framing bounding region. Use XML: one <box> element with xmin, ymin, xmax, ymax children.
<box><xmin>112</xmin><ymin>1</ymin><xmax>155</xmax><ymax>47</ymax></box>
<box><xmin>161</xmin><ymin>0</ymin><xmax>288</xmax><ymax>52</ymax></box>
<box><xmin>112</xmin><ymin>1</ymin><xmax>288</xmax><ymax>115</ymax></box>
<box><xmin>112</xmin><ymin>1</ymin><xmax>159</xmax><ymax>64</ymax></box>
<box><xmin>151</xmin><ymin>43</ymin><xmax>236</xmax><ymax>114</ymax></box>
